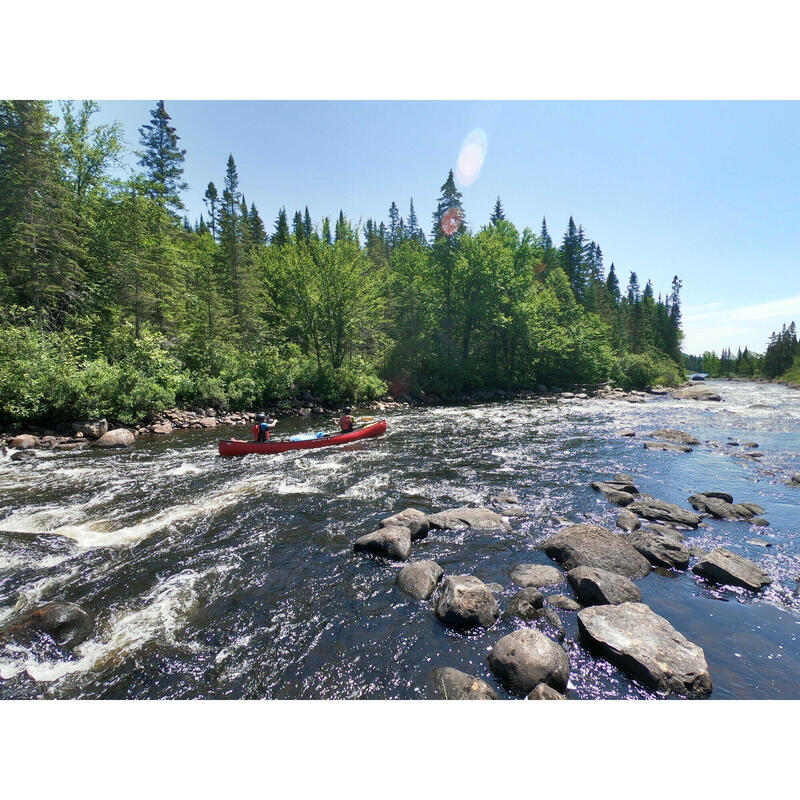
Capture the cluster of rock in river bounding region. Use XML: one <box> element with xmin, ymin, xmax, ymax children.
<box><xmin>353</xmin><ymin>464</ymin><xmax>779</xmax><ymax>700</ymax></box>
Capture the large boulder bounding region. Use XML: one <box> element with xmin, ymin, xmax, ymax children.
<box><xmin>647</xmin><ymin>428</ymin><xmax>700</xmax><ymax>445</ymax></box>
<box><xmin>688</xmin><ymin>493</ymin><xmax>757</xmax><ymax>521</ymax></box>
<box><xmin>380</xmin><ymin>508</ymin><xmax>430</xmax><ymax>541</ymax></box>
<box><xmin>71</xmin><ymin>419</ymin><xmax>108</xmax><ymax>439</ymax></box>
<box><xmin>503</xmin><ymin>590</ymin><xmax>565</xmax><ymax>640</ymax></box>
<box><xmin>616</xmin><ymin>510</ymin><xmax>641</xmax><ymax>532</ymax></box>
<box><xmin>427</xmin><ymin>507</ymin><xmax>511</xmax><ymax>532</ymax></box>
<box><xmin>396</xmin><ymin>560</ymin><xmax>443</xmax><ymax>600</ymax></box>
<box><xmin>353</xmin><ymin>526</ymin><xmax>412</xmax><ymax>561</ymax></box>
<box><xmin>526</xmin><ymin>683</ymin><xmax>566</xmax><ymax>700</ymax></box>
<box><xmin>197</xmin><ymin>417</ymin><xmax>218</xmax><ymax>428</ymax></box>
<box><xmin>568</xmin><ymin>565</ymin><xmax>642</xmax><ymax>605</ymax></box>
<box><xmin>510</xmin><ymin>563</ymin><xmax>565</xmax><ymax>588</ymax></box>
<box><xmin>151</xmin><ymin>422</ymin><xmax>174</xmax><ymax>435</ymax></box>
<box><xmin>432</xmin><ymin>667</ymin><xmax>498</xmax><ymax>700</ymax></box>
<box><xmin>93</xmin><ymin>428</ymin><xmax>135</xmax><ymax>448</ymax></box>
<box><xmin>434</xmin><ymin>575</ymin><xmax>500</xmax><ymax>630</ymax></box>
<box><xmin>692</xmin><ymin>547</ymin><xmax>772</xmax><ymax>591</ymax></box>
<box><xmin>545</xmin><ymin>594</ymin><xmax>581</xmax><ymax>611</ymax></box>
<box><xmin>488</xmin><ymin>628</ymin><xmax>570</xmax><ymax>695</ymax></box>
<box><xmin>0</xmin><ymin>602</ymin><xmax>93</xmax><ymax>649</ymax></box>
<box><xmin>628</xmin><ymin>529</ymin><xmax>690</xmax><ymax>570</ymax></box>
<box><xmin>627</xmin><ymin>498</ymin><xmax>701</xmax><ymax>528</ymax></box>
<box><xmin>8</xmin><ymin>434</ymin><xmax>38</xmax><ymax>450</ymax></box>
<box><xmin>669</xmin><ymin>385</ymin><xmax>722</xmax><ymax>401</ymax></box>
<box><xmin>542</xmin><ymin>524</ymin><xmax>651</xmax><ymax>579</ymax></box>
<box><xmin>577</xmin><ymin>602</ymin><xmax>712</xmax><ymax>697</ymax></box>
<box><xmin>592</xmin><ymin>480</ymin><xmax>639</xmax><ymax>495</ymax></box>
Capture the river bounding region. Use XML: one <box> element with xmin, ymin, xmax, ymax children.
<box><xmin>1</xmin><ymin>380</ymin><xmax>798</xmax><ymax>699</ymax></box>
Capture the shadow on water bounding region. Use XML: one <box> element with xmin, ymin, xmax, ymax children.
<box><xmin>0</xmin><ymin>380</ymin><xmax>799</xmax><ymax>699</ymax></box>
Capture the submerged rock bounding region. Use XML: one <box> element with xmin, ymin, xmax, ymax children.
<box><xmin>434</xmin><ymin>575</ymin><xmax>500</xmax><ymax>630</ymax></box>
<box><xmin>353</xmin><ymin>526</ymin><xmax>412</xmax><ymax>561</ymax></box>
<box><xmin>788</xmin><ymin>473</ymin><xmax>800</xmax><ymax>487</ymax></box>
<box><xmin>627</xmin><ymin>498</ymin><xmax>701</xmax><ymax>528</ymax></box>
<box><xmin>0</xmin><ymin>602</ymin><xmax>93</xmax><ymax>649</ymax></box>
<box><xmin>619</xmin><ymin>429</ymin><xmax>636</xmax><ymax>437</ymax></box>
<box><xmin>567</xmin><ymin>566</ymin><xmax>642</xmax><ymax>606</ymax></box>
<box><xmin>426</xmin><ymin>507</ymin><xmax>511</xmax><ymax>532</ymax></box>
<box><xmin>526</xmin><ymin>683</ymin><xmax>566</xmax><ymax>700</ymax></box>
<box><xmin>432</xmin><ymin>667</ymin><xmax>498</xmax><ymax>700</ymax></box>
<box><xmin>542</xmin><ymin>524</ymin><xmax>651</xmax><ymax>579</ymax></box>
<box><xmin>93</xmin><ymin>428</ymin><xmax>135</xmax><ymax>448</ymax></box>
<box><xmin>510</xmin><ymin>563</ymin><xmax>564</xmax><ymax>588</ymax></box>
<box><xmin>490</xmin><ymin>492</ymin><xmax>526</xmax><ymax>516</ymax></box>
<box><xmin>628</xmin><ymin>529</ymin><xmax>690</xmax><ymax>570</ymax></box>
<box><xmin>380</xmin><ymin>508</ymin><xmax>430</xmax><ymax>540</ymax></box>
<box><xmin>488</xmin><ymin>628</ymin><xmax>570</xmax><ymax>695</ymax></box>
<box><xmin>616</xmin><ymin>510</ymin><xmax>641</xmax><ymax>532</ymax></box>
<box><xmin>644</xmin><ymin>441</ymin><xmax>693</xmax><ymax>453</ymax></box>
<box><xmin>10</xmin><ymin>450</ymin><xmax>36</xmax><ymax>461</ymax></box>
<box><xmin>648</xmin><ymin>428</ymin><xmax>701</xmax><ymax>445</ymax></box>
<box><xmin>577</xmin><ymin>602</ymin><xmax>712</xmax><ymax>697</ymax></box>
<box><xmin>692</xmin><ymin>547</ymin><xmax>772</xmax><ymax>591</ymax></box>
<box><xmin>396</xmin><ymin>560</ymin><xmax>443</xmax><ymax>600</ymax></box>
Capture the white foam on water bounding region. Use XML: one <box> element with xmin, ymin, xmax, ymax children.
<box><xmin>339</xmin><ymin>474</ymin><xmax>387</xmax><ymax>501</ymax></box>
<box><xmin>163</xmin><ymin>463</ymin><xmax>204</xmax><ymax>477</ymax></box>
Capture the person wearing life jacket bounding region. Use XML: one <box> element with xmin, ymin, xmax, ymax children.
<box><xmin>339</xmin><ymin>407</ymin><xmax>356</xmax><ymax>433</ymax></box>
<box><xmin>251</xmin><ymin>412</ymin><xmax>277</xmax><ymax>442</ymax></box>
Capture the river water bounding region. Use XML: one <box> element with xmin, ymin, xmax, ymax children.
<box><xmin>1</xmin><ymin>380</ymin><xmax>798</xmax><ymax>700</ymax></box>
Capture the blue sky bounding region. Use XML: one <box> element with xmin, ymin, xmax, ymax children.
<box><xmin>89</xmin><ymin>101</ymin><xmax>800</xmax><ymax>356</ymax></box>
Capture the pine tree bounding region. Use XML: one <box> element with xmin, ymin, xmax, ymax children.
<box><xmin>203</xmin><ymin>182</ymin><xmax>219</xmax><ymax>240</ymax></box>
<box><xmin>293</xmin><ymin>210</ymin><xmax>306</xmax><ymax>244</ymax></box>
<box><xmin>388</xmin><ymin>201</ymin><xmax>401</xmax><ymax>247</ymax></box>
<box><xmin>273</xmin><ymin>207</ymin><xmax>290</xmax><ymax>247</ymax></box>
<box><xmin>303</xmin><ymin>206</ymin><xmax>313</xmax><ymax>240</ymax></box>
<box><xmin>137</xmin><ymin>100</ymin><xmax>187</xmax><ymax>213</ymax></box>
<box><xmin>407</xmin><ymin>198</ymin><xmax>421</xmax><ymax>241</ymax></box>
<box><xmin>249</xmin><ymin>202</ymin><xmax>266</xmax><ymax>245</ymax></box>
<box><xmin>540</xmin><ymin>217</ymin><xmax>553</xmax><ymax>250</ymax></box>
<box><xmin>218</xmin><ymin>155</ymin><xmax>244</xmax><ymax>319</ymax></box>
<box><xmin>490</xmin><ymin>196</ymin><xmax>505</xmax><ymax>225</ymax></box>
<box><xmin>431</xmin><ymin>169</ymin><xmax>465</xmax><ymax>239</ymax></box>
<box><xmin>321</xmin><ymin>216</ymin><xmax>332</xmax><ymax>245</ymax></box>
<box><xmin>605</xmin><ymin>263</ymin><xmax>621</xmax><ymax>302</ymax></box>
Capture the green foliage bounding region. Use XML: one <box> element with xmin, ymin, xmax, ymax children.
<box><xmin>613</xmin><ymin>351</ymin><xmax>683</xmax><ymax>390</ymax></box>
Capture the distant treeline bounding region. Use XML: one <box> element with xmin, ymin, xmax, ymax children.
<box><xmin>684</xmin><ymin>321</ymin><xmax>799</xmax><ymax>381</ymax></box>
<box><xmin>0</xmin><ymin>100</ymin><xmax>684</xmax><ymax>426</ymax></box>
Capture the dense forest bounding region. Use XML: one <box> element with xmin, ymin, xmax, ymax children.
<box><xmin>0</xmin><ymin>100</ymin><xmax>686</xmax><ymax>426</ymax></box>
<box><xmin>684</xmin><ymin>322</ymin><xmax>799</xmax><ymax>383</ymax></box>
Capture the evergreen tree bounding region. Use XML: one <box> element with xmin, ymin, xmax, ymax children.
<box><xmin>431</xmin><ymin>169</ymin><xmax>465</xmax><ymax>239</ymax></box>
<box><xmin>540</xmin><ymin>217</ymin><xmax>553</xmax><ymax>250</ymax></box>
<box><xmin>321</xmin><ymin>216</ymin><xmax>332</xmax><ymax>245</ymax></box>
<box><xmin>203</xmin><ymin>182</ymin><xmax>219</xmax><ymax>240</ymax></box>
<box><xmin>490</xmin><ymin>196</ymin><xmax>505</xmax><ymax>225</ymax></box>
<box><xmin>388</xmin><ymin>201</ymin><xmax>401</xmax><ymax>246</ymax></box>
<box><xmin>605</xmin><ymin>262</ymin><xmax>620</xmax><ymax>302</ymax></box>
<box><xmin>249</xmin><ymin>202</ymin><xmax>266</xmax><ymax>245</ymax></box>
<box><xmin>293</xmin><ymin>210</ymin><xmax>306</xmax><ymax>244</ymax></box>
<box><xmin>406</xmin><ymin>198</ymin><xmax>422</xmax><ymax>241</ymax></box>
<box><xmin>137</xmin><ymin>100</ymin><xmax>187</xmax><ymax>213</ymax></box>
<box><xmin>272</xmin><ymin>207</ymin><xmax>290</xmax><ymax>247</ymax></box>
<box><xmin>303</xmin><ymin>206</ymin><xmax>313</xmax><ymax>240</ymax></box>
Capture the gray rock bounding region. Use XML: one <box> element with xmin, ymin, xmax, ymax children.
<box><xmin>542</xmin><ymin>524</ymin><xmax>651</xmax><ymax>579</ymax></box>
<box><xmin>353</xmin><ymin>526</ymin><xmax>412</xmax><ymax>561</ymax></box>
<box><xmin>613</xmin><ymin>473</ymin><xmax>637</xmax><ymax>484</ymax></box>
<box><xmin>546</xmin><ymin>594</ymin><xmax>581</xmax><ymax>611</ymax></box>
<box><xmin>568</xmin><ymin>565</ymin><xmax>642</xmax><ymax>605</ymax></box>
<box><xmin>484</xmin><ymin>582</ymin><xmax>504</xmax><ymax>593</ymax></box>
<box><xmin>526</xmin><ymin>683</ymin><xmax>566</xmax><ymax>700</ymax></box>
<box><xmin>648</xmin><ymin>428</ymin><xmax>701</xmax><ymax>445</ymax></box>
<box><xmin>740</xmin><ymin>502</ymin><xmax>765</xmax><ymax>515</ymax></box>
<box><xmin>619</xmin><ymin>429</ymin><xmax>636</xmax><ymax>437</ymax></box>
<box><xmin>745</xmin><ymin>537</ymin><xmax>772</xmax><ymax>548</ymax></box>
<box><xmin>435</xmin><ymin>575</ymin><xmax>500</xmax><ymax>630</ymax></box>
<box><xmin>426</xmin><ymin>507</ymin><xmax>511</xmax><ymax>532</ymax></box>
<box><xmin>604</xmin><ymin>490</ymin><xmax>636</xmax><ymax>506</ymax></box>
<box><xmin>592</xmin><ymin>480</ymin><xmax>638</xmax><ymax>495</ymax></box>
<box><xmin>503</xmin><ymin>587</ymin><xmax>545</xmax><ymax>616</ymax></box>
<box><xmin>640</xmin><ymin>524</ymin><xmax>684</xmax><ymax>543</ymax></box>
<box><xmin>751</xmin><ymin>517</ymin><xmax>769</xmax><ymax>527</ymax></box>
<box><xmin>488</xmin><ymin>628</ymin><xmax>570</xmax><ymax>695</ymax></box>
<box><xmin>692</xmin><ymin>547</ymin><xmax>772</xmax><ymax>591</ymax></box>
<box><xmin>644</xmin><ymin>442</ymin><xmax>693</xmax><ymax>453</ymax></box>
<box><xmin>788</xmin><ymin>473</ymin><xmax>800</xmax><ymax>487</ymax></box>
<box><xmin>503</xmin><ymin>593</ymin><xmax>565</xmax><ymax>640</ymax></box>
<box><xmin>699</xmin><ymin>491</ymin><xmax>733</xmax><ymax>504</ymax></box>
<box><xmin>669</xmin><ymin>386</ymin><xmax>722</xmax><ymax>401</ymax></box>
<box><xmin>10</xmin><ymin>450</ymin><xmax>36</xmax><ymax>461</ymax></box>
<box><xmin>741</xmin><ymin>442</ymin><xmax>759</xmax><ymax>448</ymax></box>
<box><xmin>93</xmin><ymin>428</ymin><xmax>135</xmax><ymax>448</ymax></box>
<box><xmin>432</xmin><ymin>667</ymin><xmax>498</xmax><ymax>700</ymax></box>
<box><xmin>689</xmin><ymin>547</ymin><xmax>708</xmax><ymax>559</ymax></box>
<box><xmin>380</xmin><ymin>508</ymin><xmax>430</xmax><ymax>541</ymax></box>
<box><xmin>510</xmin><ymin>563</ymin><xmax>565</xmax><ymax>588</ymax></box>
<box><xmin>396</xmin><ymin>560</ymin><xmax>443</xmax><ymax>599</ymax></box>
<box><xmin>627</xmin><ymin>498</ymin><xmax>701</xmax><ymax>528</ymax></box>
<box><xmin>0</xmin><ymin>602</ymin><xmax>93</xmax><ymax>649</ymax></box>
<box><xmin>628</xmin><ymin>529</ymin><xmax>690</xmax><ymax>570</ymax></box>
<box><xmin>688</xmin><ymin>494</ymin><xmax>755</xmax><ymax>521</ymax></box>
<box><xmin>616</xmin><ymin>510</ymin><xmax>641</xmax><ymax>532</ymax></box>
<box><xmin>71</xmin><ymin>419</ymin><xmax>108</xmax><ymax>439</ymax></box>
<box><xmin>577</xmin><ymin>602</ymin><xmax>712</xmax><ymax>697</ymax></box>
<box><xmin>151</xmin><ymin>422</ymin><xmax>174</xmax><ymax>435</ymax></box>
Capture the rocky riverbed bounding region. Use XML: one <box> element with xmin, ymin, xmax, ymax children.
<box><xmin>0</xmin><ymin>380</ymin><xmax>798</xmax><ymax>699</ymax></box>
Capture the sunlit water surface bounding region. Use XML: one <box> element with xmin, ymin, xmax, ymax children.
<box><xmin>1</xmin><ymin>381</ymin><xmax>798</xmax><ymax>699</ymax></box>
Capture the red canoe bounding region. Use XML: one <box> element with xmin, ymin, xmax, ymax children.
<box><xmin>218</xmin><ymin>419</ymin><xmax>387</xmax><ymax>456</ymax></box>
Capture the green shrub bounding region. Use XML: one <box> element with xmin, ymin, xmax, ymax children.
<box><xmin>614</xmin><ymin>351</ymin><xmax>683</xmax><ymax>391</ymax></box>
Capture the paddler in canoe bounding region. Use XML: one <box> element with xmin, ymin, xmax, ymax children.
<box><xmin>251</xmin><ymin>412</ymin><xmax>278</xmax><ymax>442</ymax></box>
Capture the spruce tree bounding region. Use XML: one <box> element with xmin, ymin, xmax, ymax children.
<box><xmin>321</xmin><ymin>216</ymin><xmax>332</xmax><ymax>245</ymax></box>
<box><xmin>490</xmin><ymin>196</ymin><xmax>505</xmax><ymax>225</ymax></box>
<box><xmin>406</xmin><ymin>198</ymin><xmax>419</xmax><ymax>241</ymax></box>
<box><xmin>388</xmin><ymin>201</ymin><xmax>401</xmax><ymax>246</ymax></box>
<box><xmin>273</xmin><ymin>207</ymin><xmax>290</xmax><ymax>246</ymax></box>
<box><xmin>540</xmin><ymin>217</ymin><xmax>553</xmax><ymax>250</ymax></box>
<box><xmin>293</xmin><ymin>210</ymin><xmax>305</xmax><ymax>244</ymax></box>
<box><xmin>137</xmin><ymin>100</ymin><xmax>187</xmax><ymax>213</ymax></box>
<box><xmin>431</xmin><ymin>169</ymin><xmax>465</xmax><ymax>239</ymax></box>
<box><xmin>249</xmin><ymin>202</ymin><xmax>266</xmax><ymax>245</ymax></box>
<box><xmin>303</xmin><ymin>206</ymin><xmax>313</xmax><ymax>240</ymax></box>
<box><xmin>203</xmin><ymin>182</ymin><xmax>219</xmax><ymax>240</ymax></box>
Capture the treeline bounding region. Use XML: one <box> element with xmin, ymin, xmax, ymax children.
<box><xmin>685</xmin><ymin>322</ymin><xmax>798</xmax><ymax>381</ymax></box>
<box><xmin>0</xmin><ymin>100</ymin><xmax>685</xmax><ymax>426</ymax></box>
